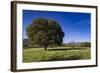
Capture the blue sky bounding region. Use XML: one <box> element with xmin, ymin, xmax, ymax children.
<box><xmin>23</xmin><ymin>10</ymin><xmax>91</xmax><ymax>43</ymax></box>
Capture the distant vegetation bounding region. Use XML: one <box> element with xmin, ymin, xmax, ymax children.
<box><xmin>23</xmin><ymin>39</ymin><xmax>90</xmax><ymax>48</ymax></box>
<box><xmin>62</xmin><ymin>42</ymin><xmax>91</xmax><ymax>47</ymax></box>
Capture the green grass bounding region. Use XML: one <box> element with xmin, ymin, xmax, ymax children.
<box><xmin>23</xmin><ymin>47</ymin><xmax>91</xmax><ymax>62</ymax></box>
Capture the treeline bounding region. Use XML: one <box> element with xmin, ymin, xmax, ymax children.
<box><xmin>62</xmin><ymin>42</ymin><xmax>91</xmax><ymax>47</ymax></box>
<box><xmin>23</xmin><ymin>39</ymin><xmax>91</xmax><ymax>48</ymax></box>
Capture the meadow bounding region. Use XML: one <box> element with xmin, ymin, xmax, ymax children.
<box><xmin>23</xmin><ymin>47</ymin><xmax>91</xmax><ymax>62</ymax></box>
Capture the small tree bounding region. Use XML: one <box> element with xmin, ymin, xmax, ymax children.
<box><xmin>26</xmin><ymin>18</ymin><xmax>64</xmax><ymax>50</ymax></box>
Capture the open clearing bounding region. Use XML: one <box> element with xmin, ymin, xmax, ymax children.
<box><xmin>23</xmin><ymin>47</ymin><xmax>91</xmax><ymax>62</ymax></box>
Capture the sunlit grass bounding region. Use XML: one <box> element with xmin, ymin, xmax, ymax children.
<box><xmin>23</xmin><ymin>47</ymin><xmax>91</xmax><ymax>62</ymax></box>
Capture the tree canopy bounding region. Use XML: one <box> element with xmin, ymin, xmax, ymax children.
<box><xmin>26</xmin><ymin>18</ymin><xmax>64</xmax><ymax>50</ymax></box>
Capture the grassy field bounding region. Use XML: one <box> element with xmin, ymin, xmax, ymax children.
<box><xmin>23</xmin><ymin>47</ymin><xmax>91</xmax><ymax>62</ymax></box>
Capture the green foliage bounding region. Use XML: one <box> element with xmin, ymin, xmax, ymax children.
<box><xmin>23</xmin><ymin>47</ymin><xmax>90</xmax><ymax>62</ymax></box>
<box><xmin>26</xmin><ymin>18</ymin><xmax>64</xmax><ymax>49</ymax></box>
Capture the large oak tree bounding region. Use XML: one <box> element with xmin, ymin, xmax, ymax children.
<box><xmin>26</xmin><ymin>18</ymin><xmax>64</xmax><ymax>50</ymax></box>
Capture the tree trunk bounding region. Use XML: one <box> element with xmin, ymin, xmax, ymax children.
<box><xmin>44</xmin><ymin>46</ymin><xmax>47</xmax><ymax>50</ymax></box>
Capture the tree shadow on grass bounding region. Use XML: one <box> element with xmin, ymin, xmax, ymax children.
<box><xmin>47</xmin><ymin>47</ymin><xmax>87</xmax><ymax>51</ymax></box>
<box><xmin>42</xmin><ymin>55</ymin><xmax>81</xmax><ymax>61</ymax></box>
